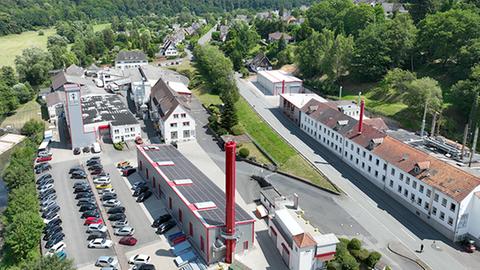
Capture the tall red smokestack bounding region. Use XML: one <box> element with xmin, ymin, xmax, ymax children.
<box><xmin>358</xmin><ymin>99</ymin><xmax>365</xmax><ymax>133</ymax></box>
<box><xmin>225</xmin><ymin>141</ymin><xmax>237</xmax><ymax>264</ymax></box>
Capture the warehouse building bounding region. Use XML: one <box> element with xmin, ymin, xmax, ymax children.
<box><xmin>136</xmin><ymin>144</ymin><xmax>255</xmax><ymax>264</ymax></box>
<box><xmin>257</xmin><ymin>70</ymin><xmax>303</xmax><ymax>96</ymax></box>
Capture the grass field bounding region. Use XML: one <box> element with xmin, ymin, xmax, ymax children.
<box><xmin>0</xmin><ymin>100</ymin><xmax>43</xmax><ymax>129</ymax></box>
<box><xmin>193</xmin><ymin>86</ymin><xmax>338</xmax><ymax>192</ymax></box>
<box><xmin>0</xmin><ymin>28</ymin><xmax>56</xmax><ymax>67</ymax></box>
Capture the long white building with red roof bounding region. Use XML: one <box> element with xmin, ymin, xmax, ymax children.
<box><xmin>283</xmin><ymin>95</ymin><xmax>480</xmax><ymax>243</ymax></box>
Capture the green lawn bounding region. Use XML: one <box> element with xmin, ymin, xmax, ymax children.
<box><xmin>342</xmin><ymin>94</ymin><xmax>408</xmax><ymax>117</ymax></box>
<box><xmin>193</xmin><ymin>86</ymin><xmax>338</xmax><ymax>191</ymax></box>
<box><xmin>0</xmin><ymin>28</ymin><xmax>56</xmax><ymax>67</ymax></box>
<box><xmin>93</xmin><ymin>23</ymin><xmax>111</xmax><ymax>32</ymax></box>
<box><xmin>0</xmin><ymin>100</ymin><xmax>43</xmax><ymax>129</ymax></box>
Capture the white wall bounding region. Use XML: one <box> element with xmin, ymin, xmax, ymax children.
<box><xmin>459</xmin><ymin>186</ymin><xmax>480</xmax><ymax>241</ymax></box>
<box><xmin>115</xmin><ymin>60</ymin><xmax>148</xmax><ymax>70</ymax></box>
<box><xmin>161</xmin><ymin>106</ymin><xmax>196</xmax><ymax>144</ymax></box>
<box><xmin>110</xmin><ymin>123</ymin><xmax>142</xmax><ymax>143</ymax></box>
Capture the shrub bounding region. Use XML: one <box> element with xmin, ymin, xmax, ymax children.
<box><xmin>347</xmin><ymin>238</ymin><xmax>362</xmax><ymax>251</ymax></box>
<box><xmin>341</xmin><ymin>253</ymin><xmax>360</xmax><ymax>270</ymax></box>
<box><xmin>240</xmin><ymin>67</ymin><xmax>249</xmax><ymax>78</ymax></box>
<box><xmin>113</xmin><ymin>142</ymin><xmax>124</xmax><ymax>150</ymax></box>
<box><xmin>366</xmin><ymin>251</ymin><xmax>382</xmax><ymax>268</ymax></box>
<box><xmin>231</xmin><ymin>124</ymin><xmax>245</xmax><ymax>135</ymax></box>
<box><xmin>38</xmin><ymin>30</ymin><xmax>44</xmax><ymax>36</ymax></box>
<box><xmin>351</xmin><ymin>248</ymin><xmax>369</xmax><ymax>262</ymax></box>
<box><xmin>238</xmin><ymin>147</ymin><xmax>250</xmax><ymax>158</ymax></box>
<box><xmin>216</xmin><ymin>127</ymin><xmax>228</xmax><ymax>135</ymax></box>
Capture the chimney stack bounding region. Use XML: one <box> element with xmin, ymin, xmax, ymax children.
<box><xmin>225</xmin><ymin>141</ymin><xmax>237</xmax><ymax>264</ymax></box>
<box><xmin>358</xmin><ymin>99</ymin><xmax>365</xmax><ymax>133</ymax></box>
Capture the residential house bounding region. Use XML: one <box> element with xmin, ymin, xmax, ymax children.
<box><xmin>115</xmin><ymin>50</ymin><xmax>148</xmax><ymax>70</ymax></box>
<box><xmin>219</xmin><ymin>25</ymin><xmax>229</xmax><ymax>42</ymax></box>
<box><xmin>247</xmin><ymin>52</ymin><xmax>273</xmax><ymax>73</ymax></box>
<box><xmin>268</xmin><ymin>32</ymin><xmax>293</xmax><ymax>43</ymax></box>
<box><xmin>160</xmin><ymin>39</ymin><xmax>179</xmax><ymax>57</ymax></box>
<box><xmin>149</xmin><ymin>79</ymin><xmax>196</xmax><ymax>144</ymax></box>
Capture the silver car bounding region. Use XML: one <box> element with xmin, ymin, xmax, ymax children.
<box><xmin>103</xmin><ymin>199</ymin><xmax>121</xmax><ymax>207</ymax></box>
<box><xmin>114</xmin><ymin>226</ymin><xmax>134</xmax><ymax>236</ymax></box>
<box><xmin>111</xmin><ymin>220</ymin><xmax>128</xmax><ymax>228</ymax></box>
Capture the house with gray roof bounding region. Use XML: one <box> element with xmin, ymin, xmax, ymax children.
<box><xmin>115</xmin><ymin>50</ymin><xmax>148</xmax><ymax>70</ymax></box>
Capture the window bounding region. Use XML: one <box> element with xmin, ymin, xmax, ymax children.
<box><xmin>356</xmin><ymin>148</ymin><xmax>359</xmax><ymax>154</ymax></box>
<box><xmin>434</xmin><ymin>193</ymin><xmax>439</xmax><ymax>202</ymax></box>
<box><xmin>181</xmin><ymin>113</ymin><xmax>186</xmax><ymax>118</ymax></box>
<box><xmin>350</xmin><ymin>155</ymin><xmax>353</xmax><ymax>161</ymax></box>
<box><xmin>173</xmin><ymin>114</ymin><xmax>179</xmax><ymax>119</ymax></box>
<box><xmin>183</xmin><ymin>121</ymin><xmax>190</xmax><ymax>126</ymax></box>
<box><xmin>200</xmin><ymin>236</ymin><xmax>205</xmax><ymax>252</ymax></box>
<box><xmin>439</xmin><ymin>211</ymin><xmax>445</xmax><ymax>220</ymax></box>
<box><xmin>189</xmin><ymin>222</ymin><xmax>193</xmax><ymax>236</ymax></box>
<box><xmin>361</xmin><ymin>162</ymin><xmax>365</xmax><ymax>169</ymax></box>
<box><xmin>139</xmin><ymin>160</ymin><xmax>143</xmax><ymax>171</ymax></box>
<box><xmin>374</xmin><ymin>171</ymin><xmax>378</xmax><ymax>177</ymax></box>
<box><xmin>124</xmin><ymin>128</ymin><xmax>129</xmax><ymax>133</ymax></box>
<box><xmin>389</xmin><ymin>180</ymin><xmax>393</xmax><ymax>187</ymax></box>
<box><xmin>419</xmin><ymin>185</ymin><xmax>424</xmax><ymax>193</ymax></box>
<box><xmin>383</xmin><ymin>164</ymin><xmax>387</xmax><ymax>170</ymax></box>
<box><xmin>417</xmin><ymin>197</ymin><xmax>422</xmax><ymax>205</ymax></box>
<box><xmin>183</xmin><ymin>130</ymin><xmax>190</xmax><ymax>138</ymax></box>
<box><xmin>442</xmin><ymin>198</ymin><xmax>447</xmax><ymax>207</ymax></box>
<box><xmin>450</xmin><ymin>203</ymin><xmax>456</xmax><ymax>212</ymax></box>
<box><xmin>404</xmin><ymin>189</ymin><xmax>408</xmax><ymax>197</ymax></box>
<box><xmin>114</xmin><ymin>129</ymin><xmax>119</xmax><ymax>134</ymax></box>
<box><xmin>424</xmin><ymin>202</ymin><xmax>429</xmax><ymax>210</ymax></box>
<box><xmin>356</xmin><ymin>158</ymin><xmax>359</xmax><ymax>164</ymax></box>
<box><xmin>400</xmin><ymin>173</ymin><xmax>404</xmax><ymax>180</ymax></box>
<box><xmin>426</xmin><ymin>189</ymin><xmax>431</xmax><ymax>198</ymax></box>
<box><xmin>171</xmin><ymin>131</ymin><xmax>178</xmax><ymax>139</ymax></box>
<box><xmin>243</xmin><ymin>241</ymin><xmax>249</xmax><ymax>250</ymax></box>
<box><xmin>169</xmin><ymin>197</ymin><xmax>172</xmax><ymax>209</ymax></box>
<box><xmin>130</xmin><ymin>127</ymin><xmax>134</xmax><ymax>132</ymax></box>
<box><xmin>178</xmin><ymin>209</ymin><xmax>183</xmax><ymax>223</ymax></box>
<box><xmin>448</xmin><ymin>217</ymin><xmax>453</xmax><ymax>226</ymax></box>
<box><xmin>368</xmin><ymin>166</ymin><xmax>371</xmax><ymax>173</ymax></box>
<box><xmin>412</xmin><ymin>181</ymin><xmax>417</xmax><ymax>189</ymax></box>
<box><xmin>369</xmin><ymin>155</ymin><xmax>372</xmax><ymax>161</ymax></box>
<box><xmin>406</xmin><ymin>177</ymin><xmax>410</xmax><ymax>185</ymax></box>
<box><xmin>346</xmin><ymin>141</ymin><xmax>349</xmax><ymax>147</ymax></box>
<box><xmin>170</xmin><ymin>123</ymin><xmax>177</xmax><ymax>128</ymax></box>
<box><xmin>397</xmin><ymin>185</ymin><xmax>402</xmax><ymax>193</ymax></box>
<box><xmin>362</xmin><ymin>151</ymin><xmax>366</xmax><ymax>158</ymax></box>
<box><xmin>410</xmin><ymin>193</ymin><xmax>415</xmax><ymax>201</ymax></box>
<box><xmin>382</xmin><ymin>175</ymin><xmax>386</xmax><ymax>182</ymax></box>
<box><xmin>432</xmin><ymin>207</ymin><xmax>437</xmax><ymax>215</ymax></box>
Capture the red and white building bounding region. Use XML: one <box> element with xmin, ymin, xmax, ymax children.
<box><xmin>257</xmin><ymin>70</ymin><xmax>303</xmax><ymax>96</ymax></box>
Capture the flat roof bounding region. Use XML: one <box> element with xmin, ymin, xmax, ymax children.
<box><xmin>275</xmin><ymin>209</ymin><xmax>304</xmax><ymax>236</ymax></box>
<box><xmin>81</xmin><ymin>95</ymin><xmax>138</xmax><ymax>126</ymax></box>
<box><xmin>140</xmin><ymin>145</ymin><xmax>253</xmax><ymax>227</ymax></box>
<box><xmin>281</xmin><ymin>93</ymin><xmax>327</xmax><ymax>108</ymax></box>
<box><xmin>258</xmin><ymin>70</ymin><xmax>302</xmax><ymax>84</ymax></box>
<box><xmin>167</xmin><ymin>81</ymin><xmax>191</xmax><ymax>95</ymax></box>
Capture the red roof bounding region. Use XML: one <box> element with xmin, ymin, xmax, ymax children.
<box><xmin>293</xmin><ymin>233</ymin><xmax>317</xmax><ymax>248</ymax></box>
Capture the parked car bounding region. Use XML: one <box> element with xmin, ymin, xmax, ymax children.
<box><xmin>39</xmin><ymin>189</ymin><xmax>56</xmax><ymax>200</ymax></box>
<box><xmin>123</xmin><ymin>168</ymin><xmax>137</xmax><ymax>176</ymax></box>
<box><xmin>75</xmin><ymin>192</ymin><xmax>93</xmax><ymax>200</ymax></box>
<box><xmin>82</xmin><ymin>210</ymin><xmax>100</xmax><ymax>219</ymax></box>
<box><xmin>133</xmin><ymin>186</ymin><xmax>148</xmax><ymax>197</ymax></box>
<box><xmin>77</xmin><ymin>198</ymin><xmax>95</xmax><ymax>205</ymax></box>
<box><xmin>37</xmin><ymin>177</ymin><xmax>54</xmax><ymax>186</ymax></box>
<box><xmin>90</xmin><ymin>169</ymin><xmax>105</xmax><ymax>175</ymax></box>
<box><xmin>119</xmin><ymin>236</ymin><xmax>137</xmax><ymax>246</ymax></box>
<box><xmin>44</xmin><ymin>224</ymin><xmax>62</xmax><ymax>236</ymax></box>
<box><xmin>73</xmin><ymin>147</ymin><xmax>81</xmax><ymax>155</ymax></box>
<box><xmin>117</xmin><ymin>161</ymin><xmax>130</xmax><ymax>168</ymax></box>
<box><xmin>128</xmin><ymin>254</ymin><xmax>150</xmax><ymax>265</ymax></box>
<box><xmin>74</xmin><ymin>186</ymin><xmax>91</xmax><ymax>193</ymax></box>
<box><xmin>131</xmin><ymin>181</ymin><xmax>146</xmax><ymax>190</ymax></box>
<box><xmin>119</xmin><ymin>165</ymin><xmax>133</xmax><ymax>171</ymax></box>
<box><xmin>45</xmin><ymin>232</ymin><xmax>65</xmax><ymax>248</ymax></box>
<box><xmin>93</xmin><ymin>177</ymin><xmax>111</xmax><ymax>185</ymax></box>
<box><xmin>114</xmin><ymin>226</ymin><xmax>134</xmax><ymax>236</ymax></box>
<box><xmin>35</xmin><ymin>163</ymin><xmax>51</xmax><ymax>174</ymax></box>
<box><xmin>464</xmin><ymin>239</ymin><xmax>476</xmax><ymax>253</ymax></box>
<box><xmin>36</xmin><ymin>156</ymin><xmax>52</xmax><ymax>163</ymax></box>
<box><xmin>136</xmin><ymin>190</ymin><xmax>152</xmax><ymax>202</ymax></box>
<box><xmin>71</xmin><ymin>172</ymin><xmax>87</xmax><ymax>179</ymax></box>
<box><xmin>77</xmin><ymin>201</ymin><xmax>96</xmax><ymax>208</ymax></box>
<box><xmin>79</xmin><ymin>204</ymin><xmax>97</xmax><ymax>212</ymax></box>
<box><xmin>87</xmin><ymin>231</ymin><xmax>107</xmax><ymax>240</ymax></box>
<box><xmin>108</xmin><ymin>213</ymin><xmax>126</xmax><ymax>221</ymax></box>
<box><xmin>38</xmin><ymin>183</ymin><xmax>54</xmax><ymax>193</ymax></box>
<box><xmin>46</xmin><ymin>241</ymin><xmax>66</xmax><ymax>256</ymax></box>
<box><xmin>103</xmin><ymin>199</ymin><xmax>121</xmax><ymax>207</ymax></box>
<box><xmin>152</xmin><ymin>214</ymin><xmax>172</xmax><ymax>228</ymax></box>
<box><xmin>98</xmin><ymin>188</ymin><xmax>115</xmax><ymax>194</ymax></box>
<box><xmin>43</xmin><ymin>226</ymin><xmax>62</xmax><ymax>240</ymax></box>
<box><xmin>40</xmin><ymin>200</ymin><xmax>57</xmax><ymax>212</ymax></box>
<box><xmin>95</xmin><ymin>256</ymin><xmax>118</xmax><ymax>267</ymax></box>
<box><xmin>88</xmin><ymin>238</ymin><xmax>112</xmax><ymax>248</ymax></box>
<box><xmin>135</xmin><ymin>136</ymin><xmax>143</xmax><ymax>145</ymax></box>
<box><xmin>87</xmin><ymin>160</ymin><xmax>101</xmax><ymax>166</ymax></box>
<box><xmin>107</xmin><ymin>206</ymin><xmax>125</xmax><ymax>214</ymax></box>
<box><xmin>73</xmin><ymin>180</ymin><xmax>88</xmax><ymax>188</ymax></box>
<box><xmin>56</xmin><ymin>249</ymin><xmax>67</xmax><ymax>260</ymax></box>
<box><xmin>43</xmin><ymin>204</ymin><xmax>60</xmax><ymax>215</ymax></box>
<box><xmin>44</xmin><ymin>218</ymin><xmax>62</xmax><ymax>231</ymax></box>
<box><xmin>156</xmin><ymin>220</ymin><xmax>176</xmax><ymax>234</ymax></box>
<box><xmin>88</xmin><ymin>165</ymin><xmax>103</xmax><ymax>171</ymax></box>
<box><xmin>83</xmin><ymin>146</ymin><xmax>91</xmax><ymax>153</ymax></box>
<box><xmin>36</xmin><ymin>173</ymin><xmax>52</xmax><ymax>183</ymax></box>
<box><xmin>87</xmin><ymin>223</ymin><xmax>107</xmax><ymax>233</ymax></box>
<box><xmin>69</xmin><ymin>166</ymin><xmax>84</xmax><ymax>174</ymax></box>
<box><xmin>84</xmin><ymin>217</ymin><xmax>103</xmax><ymax>225</ymax></box>
<box><xmin>96</xmin><ymin>184</ymin><xmax>113</xmax><ymax>189</ymax></box>
<box><xmin>112</xmin><ymin>219</ymin><xmax>128</xmax><ymax>228</ymax></box>
<box><xmin>135</xmin><ymin>264</ymin><xmax>156</xmax><ymax>270</ymax></box>
<box><xmin>88</xmin><ymin>156</ymin><xmax>100</xmax><ymax>162</ymax></box>
<box><xmin>38</xmin><ymin>151</ymin><xmax>53</xmax><ymax>158</ymax></box>
<box><xmin>101</xmin><ymin>194</ymin><xmax>117</xmax><ymax>201</ymax></box>
<box><xmin>40</xmin><ymin>194</ymin><xmax>57</xmax><ymax>205</ymax></box>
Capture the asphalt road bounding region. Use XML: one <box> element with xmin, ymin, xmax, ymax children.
<box><xmin>197</xmin><ymin>25</ymin><xmax>216</xmax><ymax>46</ymax></box>
<box><xmin>234</xmin><ymin>76</ymin><xmax>480</xmax><ymax>270</ymax></box>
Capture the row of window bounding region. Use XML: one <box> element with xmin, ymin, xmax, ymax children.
<box><xmin>170</xmin><ymin>130</ymin><xmax>192</xmax><ymax>140</ymax></box>
<box><xmin>114</xmin><ymin>127</ymin><xmax>136</xmax><ymax>134</ymax></box>
<box><xmin>173</xmin><ymin>113</ymin><xmax>187</xmax><ymax>119</ymax></box>
<box><xmin>170</xmin><ymin>122</ymin><xmax>190</xmax><ymax>128</ymax></box>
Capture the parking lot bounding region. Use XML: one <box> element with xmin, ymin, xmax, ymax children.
<box><xmin>45</xmin><ymin>141</ymin><xmax>179</xmax><ymax>270</ymax></box>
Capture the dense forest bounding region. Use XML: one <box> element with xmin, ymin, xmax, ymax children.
<box><xmin>0</xmin><ymin>0</ymin><xmax>314</xmax><ymax>35</ymax></box>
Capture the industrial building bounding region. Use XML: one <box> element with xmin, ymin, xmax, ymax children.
<box><xmin>63</xmin><ymin>84</ymin><xmax>140</xmax><ymax>148</ymax></box>
<box><xmin>149</xmin><ymin>79</ymin><xmax>196</xmax><ymax>144</ymax></box>
<box><xmin>258</xmin><ymin>187</ymin><xmax>339</xmax><ymax>270</ymax></box>
<box><xmin>292</xmin><ymin>97</ymin><xmax>480</xmax><ymax>243</ymax></box>
<box><xmin>115</xmin><ymin>50</ymin><xmax>148</xmax><ymax>70</ymax></box>
<box><xmin>257</xmin><ymin>70</ymin><xmax>303</xmax><ymax>96</ymax></box>
<box><xmin>136</xmin><ymin>143</ymin><xmax>255</xmax><ymax>264</ymax></box>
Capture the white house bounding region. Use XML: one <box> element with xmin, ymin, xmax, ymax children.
<box><xmin>160</xmin><ymin>39</ymin><xmax>179</xmax><ymax>57</ymax></box>
<box><xmin>109</xmin><ymin>122</ymin><xmax>142</xmax><ymax>144</ymax></box>
<box><xmin>115</xmin><ymin>50</ymin><xmax>148</xmax><ymax>70</ymax></box>
<box><xmin>149</xmin><ymin>79</ymin><xmax>196</xmax><ymax>144</ymax></box>
<box><xmin>257</xmin><ymin>70</ymin><xmax>303</xmax><ymax>96</ymax></box>
<box><xmin>297</xmin><ymin>99</ymin><xmax>480</xmax><ymax>243</ymax></box>
<box><xmin>45</xmin><ymin>91</ymin><xmax>65</xmax><ymax>124</ymax></box>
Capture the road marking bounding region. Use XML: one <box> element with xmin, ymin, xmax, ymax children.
<box><xmin>401</xmin><ymin>228</ymin><xmax>416</xmax><ymax>241</ymax></box>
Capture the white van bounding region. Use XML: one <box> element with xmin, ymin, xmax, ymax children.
<box><xmin>92</xmin><ymin>142</ymin><xmax>101</xmax><ymax>153</ymax></box>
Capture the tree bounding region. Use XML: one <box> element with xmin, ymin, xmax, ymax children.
<box><xmin>451</xmin><ymin>65</ymin><xmax>480</xmax><ymax>119</ymax></box>
<box><xmin>13</xmin><ymin>83</ymin><xmax>34</xmax><ymax>104</ymax></box>
<box><xmin>293</xmin><ymin>21</ymin><xmax>313</xmax><ymax>42</ymax></box>
<box><xmin>0</xmin><ymin>82</ymin><xmax>19</xmax><ymax>115</ymax></box>
<box><xmin>347</xmin><ymin>238</ymin><xmax>362</xmax><ymax>251</ymax></box>
<box><xmin>22</xmin><ymin>119</ymin><xmax>45</xmax><ymax>143</ymax></box>
<box><xmin>220</xmin><ymin>93</ymin><xmax>238</xmax><ymax>131</ymax></box>
<box><xmin>47</xmin><ymin>35</ymin><xmax>68</xmax><ymax>50</ymax></box>
<box><xmin>102</xmin><ymin>28</ymin><xmax>115</xmax><ymax>50</ymax></box>
<box><xmin>15</xmin><ymin>48</ymin><xmax>53</xmax><ymax>86</ymax></box>
<box><xmin>366</xmin><ymin>251</ymin><xmax>382</xmax><ymax>268</ymax></box>
<box><xmin>404</xmin><ymin>77</ymin><xmax>443</xmax><ymax>114</ymax></box>
<box><xmin>322</xmin><ymin>33</ymin><xmax>354</xmax><ymax>82</ymax></box>
<box><xmin>21</xmin><ymin>255</ymin><xmax>75</xmax><ymax>270</ymax></box>
<box><xmin>306</xmin><ymin>0</ymin><xmax>354</xmax><ymax>32</ymax></box>
<box><xmin>418</xmin><ymin>9</ymin><xmax>480</xmax><ymax>65</ymax></box>
<box><xmin>376</xmin><ymin>68</ymin><xmax>417</xmax><ymax>99</ymax></box>
<box><xmin>0</xmin><ymin>66</ymin><xmax>18</xmax><ymax>87</ymax></box>
<box><xmin>139</xmin><ymin>30</ymin><xmax>152</xmax><ymax>53</ymax></box>
<box><xmin>458</xmin><ymin>38</ymin><xmax>480</xmax><ymax>77</ymax></box>
<box><xmin>384</xmin><ymin>14</ymin><xmax>417</xmax><ymax>68</ymax></box>
<box><xmin>4</xmin><ymin>211</ymin><xmax>44</xmax><ymax>263</ymax></box>
<box><xmin>4</xmin><ymin>185</ymin><xmax>38</xmax><ymax>222</ymax></box>
<box><xmin>342</xmin><ymin>4</ymin><xmax>378</xmax><ymax>37</ymax></box>
<box><xmin>296</xmin><ymin>31</ymin><xmax>330</xmax><ymax>78</ymax></box>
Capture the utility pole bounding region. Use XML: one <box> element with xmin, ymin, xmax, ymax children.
<box><xmin>461</xmin><ymin>124</ymin><xmax>469</xmax><ymax>160</ymax></box>
<box><xmin>469</xmin><ymin>126</ymin><xmax>478</xmax><ymax>167</ymax></box>
<box><xmin>468</xmin><ymin>96</ymin><xmax>480</xmax><ymax>167</ymax></box>
<box><xmin>420</xmin><ymin>100</ymin><xmax>428</xmax><ymax>138</ymax></box>
<box><xmin>339</xmin><ymin>86</ymin><xmax>343</xmax><ymax>100</ymax></box>
<box><xmin>358</xmin><ymin>91</ymin><xmax>362</xmax><ymax>106</ymax></box>
<box><xmin>430</xmin><ymin>112</ymin><xmax>437</xmax><ymax>137</ymax></box>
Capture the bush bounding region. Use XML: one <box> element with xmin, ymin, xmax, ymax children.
<box><xmin>38</xmin><ymin>30</ymin><xmax>44</xmax><ymax>36</ymax></box>
<box><xmin>231</xmin><ymin>124</ymin><xmax>245</xmax><ymax>135</ymax></box>
<box><xmin>240</xmin><ymin>66</ymin><xmax>249</xmax><ymax>78</ymax></box>
<box><xmin>113</xmin><ymin>142</ymin><xmax>124</xmax><ymax>150</ymax></box>
<box><xmin>366</xmin><ymin>251</ymin><xmax>382</xmax><ymax>268</ymax></box>
<box><xmin>238</xmin><ymin>147</ymin><xmax>250</xmax><ymax>158</ymax></box>
<box><xmin>347</xmin><ymin>238</ymin><xmax>362</xmax><ymax>251</ymax></box>
<box><xmin>216</xmin><ymin>127</ymin><xmax>228</xmax><ymax>135</ymax></box>
<box><xmin>351</xmin><ymin>248</ymin><xmax>369</xmax><ymax>262</ymax></box>
<box><xmin>21</xmin><ymin>119</ymin><xmax>45</xmax><ymax>144</ymax></box>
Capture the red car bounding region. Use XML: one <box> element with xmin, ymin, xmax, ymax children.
<box><xmin>135</xmin><ymin>136</ymin><xmax>143</xmax><ymax>145</ymax></box>
<box><xmin>122</xmin><ymin>168</ymin><xmax>136</xmax><ymax>176</ymax></box>
<box><xmin>172</xmin><ymin>234</ymin><xmax>186</xmax><ymax>245</ymax></box>
<box><xmin>84</xmin><ymin>217</ymin><xmax>103</xmax><ymax>225</ymax></box>
<box><xmin>119</xmin><ymin>236</ymin><xmax>137</xmax><ymax>246</ymax></box>
<box><xmin>37</xmin><ymin>156</ymin><xmax>52</xmax><ymax>163</ymax></box>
